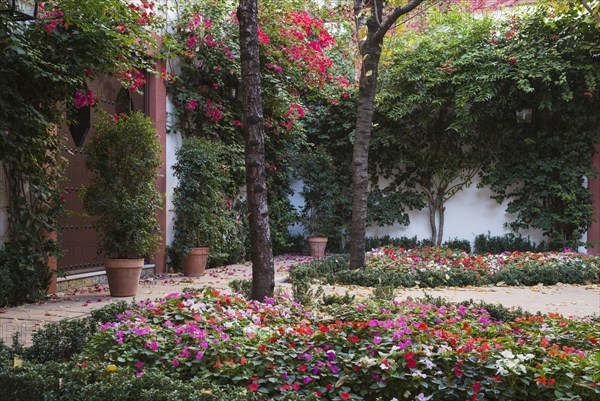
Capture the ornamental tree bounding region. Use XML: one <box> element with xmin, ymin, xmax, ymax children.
<box><xmin>164</xmin><ymin>0</ymin><xmax>352</xmax><ymax>265</ymax></box>
<box><xmin>348</xmin><ymin>0</ymin><xmax>427</xmax><ymax>269</ymax></box>
<box><xmin>372</xmin><ymin>12</ymin><xmax>495</xmax><ymax>246</ymax></box>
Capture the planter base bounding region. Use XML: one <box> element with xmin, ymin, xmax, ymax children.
<box><xmin>104</xmin><ymin>258</ymin><xmax>144</xmax><ymax>297</ymax></box>
<box><xmin>307</xmin><ymin>237</ymin><xmax>328</xmax><ymax>258</ymax></box>
<box><xmin>183</xmin><ymin>247</ymin><xmax>209</xmax><ymax>277</ymax></box>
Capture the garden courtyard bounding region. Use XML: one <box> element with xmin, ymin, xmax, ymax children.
<box><xmin>2</xmin><ymin>0</ymin><xmax>600</xmax><ymax>400</ymax></box>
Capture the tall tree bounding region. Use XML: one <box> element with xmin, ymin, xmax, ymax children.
<box><xmin>349</xmin><ymin>0</ymin><xmax>426</xmax><ymax>269</ymax></box>
<box><xmin>238</xmin><ymin>0</ymin><xmax>275</xmax><ymax>300</ymax></box>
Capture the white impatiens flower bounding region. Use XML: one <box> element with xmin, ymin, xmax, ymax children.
<box><xmin>496</xmin><ymin>350</ymin><xmax>535</xmax><ymax>375</ymax></box>
<box><xmin>415</xmin><ymin>393</ymin><xmax>432</xmax><ymax>401</ymax></box>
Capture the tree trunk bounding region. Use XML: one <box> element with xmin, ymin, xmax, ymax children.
<box><xmin>349</xmin><ymin>0</ymin><xmax>425</xmax><ymax>269</ymax></box>
<box><xmin>237</xmin><ymin>0</ymin><xmax>274</xmax><ymax>301</ymax></box>
<box><xmin>428</xmin><ymin>199</ymin><xmax>437</xmax><ymax>245</ymax></box>
<box><xmin>437</xmin><ymin>204</ymin><xmax>445</xmax><ymax>246</ymax></box>
<box><xmin>349</xmin><ymin>38</ymin><xmax>381</xmax><ymax>269</ymax></box>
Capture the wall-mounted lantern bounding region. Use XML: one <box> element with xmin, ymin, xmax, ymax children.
<box><xmin>516</xmin><ymin>108</ymin><xmax>532</xmax><ymax>124</ymax></box>
<box><xmin>0</xmin><ymin>0</ymin><xmax>38</xmax><ymax>21</ymax></box>
<box><xmin>226</xmin><ymin>73</ymin><xmax>239</xmax><ymax>100</ymax></box>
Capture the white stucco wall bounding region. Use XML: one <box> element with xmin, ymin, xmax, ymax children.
<box><xmin>364</xmin><ymin>179</ymin><xmax>548</xmax><ymax>245</ymax></box>
<box><xmin>165</xmin><ymin>95</ymin><xmax>182</xmax><ymax>247</ymax></box>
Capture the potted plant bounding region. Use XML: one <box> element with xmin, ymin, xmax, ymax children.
<box><xmin>296</xmin><ymin>147</ymin><xmax>339</xmax><ymax>258</ymax></box>
<box><xmin>81</xmin><ymin>111</ymin><xmax>162</xmax><ymax>296</ymax></box>
<box><xmin>171</xmin><ymin>137</ymin><xmax>240</xmax><ymax>276</ymax></box>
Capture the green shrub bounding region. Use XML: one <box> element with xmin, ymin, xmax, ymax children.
<box><xmin>229</xmin><ymin>279</ymin><xmax>252</xmax><ymax>299</ymax></box>
<box><xmin>170</xmin><ymin>138</ymin><xmax>244</xmax><ymax>270</ymax></box>
<box><xmin>25</xmin><ymin>319</ymin><xmax>91</xmax><ymax>363</ymax></box>
<box><xmin>364</xmin><ymin>235</ymin><xmax>422</xmax><ymax>251</ymax></box>
<box><xmin>81</xmin><ymin>112</ymin><xmax>162</xmax><ymax>259</ymax></box>
<box><xmin>444</xmin><ymin>237</ymin><xmax>471</xmax><ymax>253</ymax></box>
<box><xmin>0</xmin><ymin>245</ymin><xmax>51</xmax><ymax>306</ymax></box>
<box><xmin>0</xmin><ymin>361</ymin><xmax>279</xmax><ymax>401</ymax></box>
<box><xmin>23</xmin><ymin>301</ymin><xmax>129</xmax><ymax>363</ymax></box>
<box><xmin>322</xmin><ymin>291</ymin><xmax>355</xmax><ymax>305</ymax></box>
<box><xmin>473</xmin><ymin>232</ymin><xmax>552</xmax><ymax>254</ymax></box>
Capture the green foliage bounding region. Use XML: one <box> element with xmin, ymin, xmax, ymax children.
<box><xmin>468</xmin><ymin>9</ymin><xmax>600</xmax><ymax>245</ymax></box>
<box><xmin>0</xmin><ymin>0</ymin><xmax>164</xmax><ymax>304</ymax></box>
<box><xmin>165</xmin><ymin>0</ymin><xmax>354</xmax><ymax>255</ymax></box>
<box><xmin>0</xmin><ymin>361</ymin><xmax>271</xmax><ymax>401</ymax></box>
<box><xmin>373</xmin><ymin>11</ymin><xmax>492</xmax><ymax>245</ymax></box>
<box><xmin>375</xmin><ymin>6</ymin><xmax>600</xmax><ymax>247</ymax></box>
<box><xmin>444</xmin><ymin>237</ymin><xmax>472</xmax><ymax>253</ymax></box>
<box><xmin>321</xmin><ymin>291</ymin><xmax>355</xmax><ymax>306</ymax></box>
<box><xmin>229</xmin><ymin>278</ymin><xmax>252</xmax><ymax>299</ymax></box>
<box><xmin>295</xmin><ymin>146</ymin><xmax>344</xmax><ymax>237</ymax></box>
<box><xmin>81</xmin><ymin>112</ymin><xmax>162</xmax><ymax>258</ymax></box>
<box><xmin>0</xmin><ymin>245</ymin><xmax>51</xmax><ymax>306</ymax></box>
<box><xmin>23</xmin><ymin>301</ymin><xmax>128</xmax><ymax>364</ymax></box>
<box><xmin>364</xmin><ymin>235</ymin><xmax>422</xmax><ymax>251</ymax></box>
<box><xmin>474</xmin><ymin>232</ymin><xmax>553</xmax><ymax>254</ymax></box>
<box><xmin>300</xmin><ymin>94</ymin><xmax>356</xmax><ymax>253</ymax></box>
<box><xmin>372</xmin><ymin>285</ymin><xmax>395</xmax><ymax>301</ymax></box>
<box><xmin>171</xmin><ymin>138</ymin><xmax>244</xmax><ymax>269</ymax></box>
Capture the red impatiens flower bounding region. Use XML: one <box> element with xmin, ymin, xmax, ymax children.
<box><xmin>347</xmin><ymin>335</ymin><xmax>360</xmax><ymax>342</ymax></box>
<box><xmin>298</xmin><ymin>364</ymin><xmax>308</xmax><ymax>372</ymax></box>
<box><xmin>249</xmin><ymin>383</ymin><xmax>259</xmax><ymax>391</ymax></box>
<box><xmin>341</xmin><ymin>392</ymin><xmax>350</xmax><ymax>400</ymax></box>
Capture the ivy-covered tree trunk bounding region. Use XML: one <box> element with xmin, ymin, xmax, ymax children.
<box><xmin>350</xmin><ymin>0</ymin><xmax>426</xmax><ymax>269</ymax></box>
<box><xmin>237</xmin><ymin>0</ymin><xmax>275</xmax><ymax>300</ymax></box>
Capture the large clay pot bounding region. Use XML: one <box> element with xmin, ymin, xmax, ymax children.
<box><xmin>307</xmin><ymin>236</ymin><xmax>328</xmax><ymax>258</ymax></box>
<box><xmin>104</xmin><ymin>258</ymin><xmax>144</xmax><ymax>297</ymax></box>
<box><xmin>183</xmin><ymin>247</ymin><xmax>209</xmax><ymax>277</ymax></box>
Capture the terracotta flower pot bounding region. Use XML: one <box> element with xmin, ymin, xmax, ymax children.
<box><xmin>307</xmin><ymin>236</ymin><xmax>328</xmax><ymax>258</ymax></box>
<box><xmin>104</xmin><ymin>258</ymin><xmax>144</xmax><ymax>297</ymax></box>
<box><xmin>183</xmin><ymin>247</ymin><xmax>210</xmax><ymax>277</ymax></box>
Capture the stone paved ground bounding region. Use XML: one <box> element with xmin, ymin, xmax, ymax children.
<box><xmin>1</xmin><ymin>254</ymin><xmax>598</xmax><ymax>345</ymax></box>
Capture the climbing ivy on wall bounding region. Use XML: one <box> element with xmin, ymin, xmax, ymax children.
<box><xmin>0</xmin><ymin>0</ymin><xmax>164</xmax><ymax>305</ymax></box>
<box><xmin>372</xmin><ymin>6</ymin><xmax>600</xmax><ymax>247</ymax></box>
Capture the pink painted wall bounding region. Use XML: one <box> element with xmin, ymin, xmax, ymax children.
<box><xmin>147</xmin><ymin>62</ymin><xmax>167</xmax><ymax>273</ymax></box>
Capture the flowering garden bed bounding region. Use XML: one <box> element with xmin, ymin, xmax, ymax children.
<box><xmin>289</xmin><ymin>247</ymin><xmax>600</xmax><ymax>289</ymax></box>
<box><xmin>62</xmin><ymin>290</ymin><xmax>600</xmax><ymax>399</ymax></box>
<box><xmin>2</xmin><ymin>288</ymin><xmax>599</xmax><ymax>400</ymax></box>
